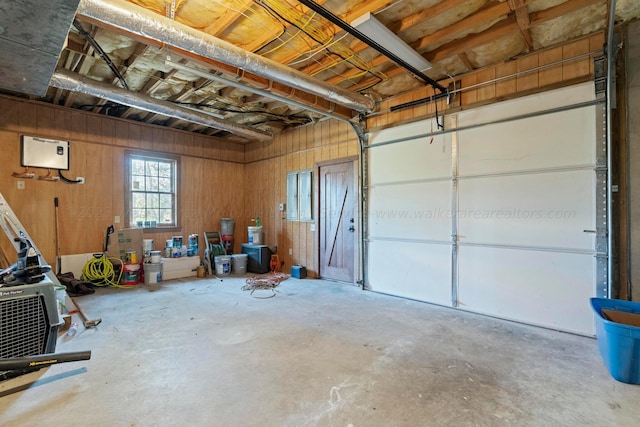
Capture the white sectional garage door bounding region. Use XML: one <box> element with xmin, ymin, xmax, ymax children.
<box><xmin>367</xmin><ymin>83</ymin><xmax>602</xmax><ymax>335</ymax></box>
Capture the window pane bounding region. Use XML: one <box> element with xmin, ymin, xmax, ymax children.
<box><xmin>146</xmin><ymin>193</ymin><xmax>159</xmax><ymax>208</ymax></box>
<box><xmin>147</xmin><ymin>176</ymin><xmax>159</xmax><ymax>191</ymax></box>
<box><xmin>160</xmin><ymin>208</ymin><xmax>173</xmax><ymax>224</ymax></box>
<box><xmin>132</xmin><ymin>209</ymin><xmax>145</xmax><ymax>223</ymax></box>
<box><xmin>286</xmin><ymin>172</ymin><xmax>299</xmax><ymax>221</ymax></box>
<box><xmin>132</xmin><ymin>192</ymin><xmax>146</xmax><ymax>208</ymax></box>
<box><xmin>300</xmin><ymin>170</ymin><xmax>312</xmax><ymax>221</ymax></box>
<box><xmin>146</xmin><ymin>209</ymin><xmax>159</xmax><ymax>222</ymax></box>
<box><xmin>132</xmin><ymin>176</ymin><xmax>144</xmax><ymax>191</ymax></box>
<box><xmin>159</xmin><ymin>177</ymin><xmax>172</xmax><ymax>192</ymax></box>
<box><xmin>159</xmin><ymin>162</ymin><xmax>171</xmax><ymax>177</ymax></box>
<box><xmin>132</xmin><ymin>159</ymin><xmax>145</xmax><ymax>175</ymax></box>
<box><xmin>160</xmin><ymin>194</ymin><xmax>172</xmax><ymax>208</ymax></box>
<box><xmin>146</xmin><ymin>161</ymin><xmax>159</xmax><ymax>177</ymax></box>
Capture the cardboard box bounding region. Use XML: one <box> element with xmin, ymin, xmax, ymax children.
<box><xmin>162</xmin><ymin>256</ymin><xmax>200</xmax><ymax>280</ymax></box>
<box><xmin>107</xmin><ymin>228</ymin><xmax>143</xmax><ymax>261</ymax></box>
<box><xmin>602</xmin><ymin>309</ymin><xmax>640</xmax><ymax>327</ymax></box>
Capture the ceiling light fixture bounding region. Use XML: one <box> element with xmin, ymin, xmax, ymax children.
<box><xmin>351</xmin><ymin>12</ymin><xmax>432</xmax><ymax>73</ymax></box>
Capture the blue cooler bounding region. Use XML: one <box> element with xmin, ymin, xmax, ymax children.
<box><xmin>590</xmin><ymin>297</ymin><xmax>640</xmax><ymax>384</ymax></box>
<box><xmin>291</xmin><ymin>265</ymin><xmax>307</xmax><ymax>279</ymax></box>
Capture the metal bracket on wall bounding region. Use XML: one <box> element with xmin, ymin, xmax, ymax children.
<box><xmin>594</xmin><ymin>79</ymin><xmax>608</xmax><ymax>298</ymax></box>
<box><xmin>450</xmin><ymin>115</ymin><xmax>459</xmax><ymax>307</ymax></box>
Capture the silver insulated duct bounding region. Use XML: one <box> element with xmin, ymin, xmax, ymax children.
<box><xmin>50</xmin><ymin>68</ymin><xmax>272</xmax><ymax>142</ymax></box>
<box><xmin>76</xmin><ymin>0</ymin><xmax>376</xmax><ymax>113</ymax></box>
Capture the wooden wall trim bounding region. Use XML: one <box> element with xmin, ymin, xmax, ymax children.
<box><xmin>316</xmin><ymin>155</ymin><xmax>359</xmax><ymax>167</ymax></box>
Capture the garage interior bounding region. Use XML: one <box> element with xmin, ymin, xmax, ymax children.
<box><xmin>1</xmin><ymin>0</ymin><xmax>640</xmax><ymax>425</ymax></box>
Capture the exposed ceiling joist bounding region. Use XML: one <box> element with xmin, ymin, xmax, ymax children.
<box><xmin>414</xmin><ymin>2</ymin><xmax>513</xmax><ymax>53</ymax></box>
<box><xmin>531</xmin><ymin>0</ymin><xmax>605</xmax><ymax>24</ymax></box>
<box><xmin>319</xmin><ymin>1</ymin><xmax>512</xmax><ymax>88</ymax></box>
<box><xmin>92</xmin><ymin>43</ymin><xmax>149</xmax><ymax>113</ymax></box>
<box><xmin>76</xmin><ymin>0</ymin><xmax>375</xmax><ymax>112</ymax></box>
<box><xmin>202</xmin><ymin>0</ymin><xmax>254</xmax><ymax>36</ymax></box>
<box><xmin>272</xmin><ymin>0</ymin><xmax>395</xmax><ymax>68</ymax></box>
<box><xmin>508</xmin><ymin>0</ymin><xmax>534</xmax><ymax>51</ymax></box>
<box><xmin>143</xmin><ymin>77</ymin><xmax>213</xmax><ymax>123</ymax></box>
<box><xmin>392</xmin><ymin>0</ymin><xmax>471</xmax><ymax>34</ymax></box>
<box><xmin>297</xmin><ymin>0</ymin><xmax>447</xmax><ymax>93</ymax></box>
<box><xmin>428</xmin><ymin>20</ymin><xmax>520</xmax><ymax>63</ymax></box>
<box><xmin>50</xmin><ymin>68</ymin><xmax>272</xmax><ymax>141</ymax></box>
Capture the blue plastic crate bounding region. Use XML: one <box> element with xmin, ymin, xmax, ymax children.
<box><xmin>590</xmin><ymin>297</ymin><xmax>640</xmax><ymax>384</ymax></box>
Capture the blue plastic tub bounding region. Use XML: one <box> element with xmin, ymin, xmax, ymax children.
<box><xmin>590</xmin><ymin>297</ymin><xmax>640</xmax><ymax>384</ymax></box>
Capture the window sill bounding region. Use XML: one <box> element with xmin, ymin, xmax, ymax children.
<box><xmin>133</xmin><ymin>226</ymin><xmax>182</xmax><ymax>233</ymax></box>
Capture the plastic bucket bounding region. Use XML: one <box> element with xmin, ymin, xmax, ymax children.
<box><xmin>231</xmin><ymin>254</ymin><xmax>248</xmax><ymax>275</ymax></box>
<box><xmin>150</xmin><ymin>250</ymin><xmax>162</xmax><ymax>263</ymax></box>
<box><xmin>214</xmin><ymin>255</ymin><xmax>231</xmax><ymax>277</ymax></box>
<box><xmin>144</xmin><ymin>262</ymin><xmax>163</xmax><ymax>285</ymax></box>
<box><xmin>121</xmin><ymin>263</ymin><xmax>140</xmax><ymax>285</ymax></box>
<box><xmin>248</xmin><ymin>226</ymin><xmax>263</xmax><ymax>244</ymax></box>
<box><xmin>221</xmin><ymin>218</ymin><xmax>235</xmax><ymax>241</ymax></box>
<box><xmin>591</xmin><ymin>297</ymin><xmax>640</xmax><ymax>384</ymax></box>
<box><xmin>143</xmin><ymin>239</ymin><xmax>154</xmax><ymax>252</ymax></box>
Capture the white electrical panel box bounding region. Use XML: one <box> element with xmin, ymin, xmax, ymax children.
<box><xmin>21</xmin><ymin>135</ymin><xmax>69</xmax><ymax>170</ymax></box>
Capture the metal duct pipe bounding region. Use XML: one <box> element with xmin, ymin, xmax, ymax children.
<box><xmin>50</xmin><ymin>68</ymin><xmax>272</xmax><ymax>142</ymax></box>
<box><xmin>167</xmin><ymin>60</ymin><xmax>350</xmax><ymax>124</ymax></box>
<box><xmin>76</xmin><ymin>0</ymin><xmax>376</xmax><ymax>113</ymax></box>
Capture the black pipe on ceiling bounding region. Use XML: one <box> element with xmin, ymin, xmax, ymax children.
<box><xmin>296</xmin><ymin>0</ymin><xmax>448</xmax><ymax>95</ymax></box>
<box><xmin>390</xmin><ymin>92</ymin><xmax>450</xmax><ymax>112</ymax></box>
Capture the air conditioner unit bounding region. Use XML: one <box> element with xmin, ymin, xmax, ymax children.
<box><xmin>0</xmin><ymin>280</ymin><xmax>61</xmax><ymax>376</ymax></box>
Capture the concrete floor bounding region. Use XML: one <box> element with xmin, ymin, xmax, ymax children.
<box><xmin>1</xmin><ymin>275</ymin><xmax>639</xmax><ymax>426</ymax></box>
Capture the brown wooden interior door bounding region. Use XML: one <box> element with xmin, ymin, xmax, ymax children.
<box><xmin>319</xmin><ymin>161</ymin><xmax>355</xmax><ymax>282</ymax></box>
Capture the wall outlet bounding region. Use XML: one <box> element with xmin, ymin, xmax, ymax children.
<box><xmin>114</xmin><ymin>215</ymin><xmax>120</xmax><ymax>224</ymax></box>
<box><xmin>309</xmin><ymin>223</ymin><xmax>316</xmax><ymax>232</ymax></box>
<box><xmin>17</xmin><ymin>180</ymin><xmax>25</xmax><ymax>190</ymax></box>
<box><xmin>289</xmin><ymin>248</ymin><xmax>293</xmax><ymax>255</ymax></box>
<box><xmin>279</xmin><ymin>203</ymin><xmax>285</xmax><ymax>212</ymax></box>
<box><xmin>76</xmin><ymin>177</ymin><xmax>85</xmax><ymax>184</ymax></box>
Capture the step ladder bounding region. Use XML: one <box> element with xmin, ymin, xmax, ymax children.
<box><xmin>0</xmin><ymin>191</ymin><xmax>60</xmax><ymax>286</ymax></box>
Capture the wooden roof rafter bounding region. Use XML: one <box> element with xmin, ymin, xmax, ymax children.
<box><xmin>301</xmin><ymin>0</ymin><xmax>506</xmax><ymax>83</ymax></box>
<box><xmin>202</xmin><ymin>0</ymin><xmax>255</xmax><ymax>36</ymax></box>
<box><xmin>345</xmin><ymin>0</ymin><xmax>604</xmax><ymax>92</ymax></box>
<box><xmin>143</xmin><ymin>76</ymin><xmax>213</xmax><ymax>124</ymax></box>
<box><xmin>275</xmin><ymin>0</ymin><xmax>399</xmax><ymax>72</ymax></box>
<box><xmin>508</xmin><ymin>0</ymin><xmax>534</xmax><ymax>51</ymax></box>
<box><xmin>91</xmin><ymin>42</ymin><xmax>149</xmax><ymax>113</ymax></box>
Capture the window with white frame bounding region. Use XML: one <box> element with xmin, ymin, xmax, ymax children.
<box><xmin>126</xmin><ymin>152</ymin><xmax>178</xmax><ymax>228</ymax></box>
<box><xmin>287</xmin><ymin>169</ymin><xmax>312</xmax><ymax>222</ymax></box>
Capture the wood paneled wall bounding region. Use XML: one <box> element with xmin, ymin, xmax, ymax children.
<box><xmin>0</xmin><ymin>96</ymin><xmax>245</xmax><ymax>266</ymax></box>
<box><xmin>244</xmin><ymin>119</ymin><xmax>359</xmax><ymax>278</ymax></box>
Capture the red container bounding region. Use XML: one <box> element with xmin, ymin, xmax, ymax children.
<box><xmin>121</xmin><ymin>263</ymin><xmax>140</xmax><ymax>285</ymax></box>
